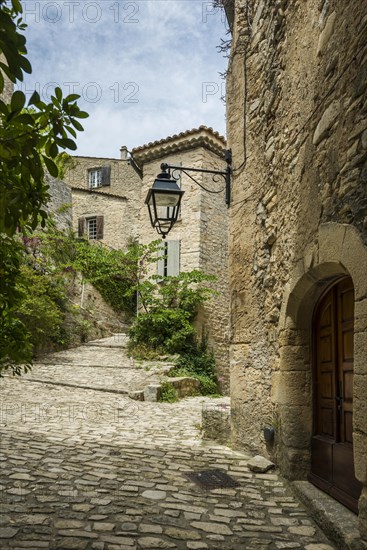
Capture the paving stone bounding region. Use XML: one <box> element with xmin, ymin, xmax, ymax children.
<box><xmin>54</xmin><ymin>520</ymin><xmax>86</xmax><ymax>529</ymax></box>
<box><xmin>137</xmin><ymin>537</ymin><xmax>177</xmax><ymax>548</ymax></box>
<box><xmin>139</xmin><ymin>524</ymin><xmax>163</xmax><ymax>534</ymax></box>
<box><xmin>142</xmin><ymin>490</ymin><xmax>167</xmax><ymax>500</ymax></box>
<box><xmin>190</xmin><ymin>521</ymin><xmax>233</xmax><ymax>535</ymax></box>
<box><xmin>305</xmin><ymin>545</ymin><xmax>335</xmax><ymax>550</ymax></box>
<box><xmin>0</xmin><ymin>527</ymin><xmax>18</xmax><ymax>538</ymax></box>
<box><xmin>55</xmin><ymin>538</ymin><xmax>88</xmax><ymax>549</ymax></box>
<box><xmin>165</xmin><ymin>527</ymin><xmax>201</xmax><ymax>540</ymax></box>
<box><xmin>92</xmin><ymin>522</ymin><xmax>116</xmax><ymax>531</ymax></box>
<box><xmin>58</xmin><ymin>530</ymin><xmax>98</xmax><ymax>539</ymax></box>
<box><xmin>100</xmin><ymin>535</ymin><xmax>135</xmax><ymax>545</ymax></box>
<box><xmin>288</xmin><ymin>526</ymin><xmax>317</xmax><ymax>536</ymax></box>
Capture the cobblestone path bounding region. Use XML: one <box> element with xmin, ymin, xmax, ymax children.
<box><xmin>0</xmin><ymin>336</ymin><xmax>336</xmax><ymax>549</ymax></box>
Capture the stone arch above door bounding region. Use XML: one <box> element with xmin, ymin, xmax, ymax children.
<box><xmin>274</xmin><ymin>222</ymin><xmax>367</xmax><ymax>536</ymax></box>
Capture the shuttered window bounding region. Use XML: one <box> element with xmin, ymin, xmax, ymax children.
<box><xmin>78</xmin><ymin>216</ymin><xmax>104</xmax><ymax>240</ymax></box>
<box><xmin>88</xmin><ymin>165</ymin><xmax>111</xmax><ymax>188</ymax></box>
<box><xmin>157</xmin><ymin>240</ymin><xmax>180</xmax><ymax>277</ymax></box>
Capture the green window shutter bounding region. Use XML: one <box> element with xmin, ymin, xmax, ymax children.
<box><xmin>101</xmin><ymin>165</ymin><xmax>111</xmax><ymax>186</ymax></box>
<box><xmin>96</xmin><ymin>216</ymin><xmax>104</xmax><ymax>239</ymax></box>
<box><xmin>167</xmin><ymin>240</ymin><xmax>180</xmax><ymax>276</ymax></box>
<box><xmin>157</xmin><ymin>242</ymin><xmax>166</xmax><ymax>277</ymax></box>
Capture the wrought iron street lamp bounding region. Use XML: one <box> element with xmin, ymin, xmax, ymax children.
<box><xmin>145</xmin><ymin>166</ymin><xmax>185</xmax><ymax>239</ymax></box>
<box><xmin>145</xmin><ymin>149</ymin><xmax>232</xmax><ymax>238</ymax></box>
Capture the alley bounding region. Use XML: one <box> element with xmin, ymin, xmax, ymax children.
<box><xmin>0</xmin><ymin>336</ymin><xmax>336</xmax><ymax>549</ymax></box>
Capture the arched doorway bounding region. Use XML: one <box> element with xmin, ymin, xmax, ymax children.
<box><xmin>308</xmin><ymin>276</ymin><xmax>362</xmax><ymax>513</ymax></box>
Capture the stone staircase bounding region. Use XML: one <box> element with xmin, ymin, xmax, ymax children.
<box><xmin>18</xmin><ymin>333</ymin><xmax>199</xmax><ymax>401</ymax></box>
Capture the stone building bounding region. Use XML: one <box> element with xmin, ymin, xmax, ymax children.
<box><xmin>65</xmin><ymin>127</ymin><xmax>231</xmax><ymax>388</ymax></box>
<box><xmin>132</xmin><ymin>127</ymin><xmax>230</xmax><ymax>388</ymax></box>
<box><xmin>225</xmin><ymin>0</ymin><xmax>367</xmax><ymax>539</ymax></box>
<box><xmin>63</xmin><ymin>147</ymin><xmax>142</xmax><ymax>249</ymax></box>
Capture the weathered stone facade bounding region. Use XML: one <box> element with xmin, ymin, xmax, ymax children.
<box><xmin>64</xmin><ymin>152</ymin><xmax>142</xmax><ymax>249</ymax></box>
<box><xmin>226</xmin><ymin>0</ymin><xmax>367</xmax><ymax>539</ymax></box>
<box><xmin>132</xmin><ymin>127</ymin><xmax>230</xmax><ymax>390</ymax></box>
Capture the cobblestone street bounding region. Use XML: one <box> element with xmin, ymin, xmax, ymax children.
<box><xmin>0</xmin><ymin>336</ymin><xmax>337</xmax><ymax>549</ymax></box>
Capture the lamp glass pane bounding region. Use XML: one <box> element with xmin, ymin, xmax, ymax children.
<box><xmin>152</xmin><ymin>192</ymin><xmax>180</xmax><ymax>207</ymax></box>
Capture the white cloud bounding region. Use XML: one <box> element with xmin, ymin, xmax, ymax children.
<box><xmin>21</xmin><ymin>0</ymin><xmax>229</xmax><ymax>157</ymax></box>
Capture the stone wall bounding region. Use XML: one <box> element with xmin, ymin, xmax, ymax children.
<box><xmin>226</xmin><ymin>0</ymin><xmax>367</xmax><ymax>536</ymax></box>
<box><xmin>64</xmin><ymin>155</ymin><xmax>142</xmax><ymax>248</ymax></box>
<box><xmin>46</xmin><ymin>174</ymin><xmax>73</xmax><ymax>231</ymax></box>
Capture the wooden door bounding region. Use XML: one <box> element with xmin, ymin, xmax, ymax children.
<box><xmin>309</xmin><ymin>277</ymin><xmax>362</xmax><ymax>513</ymax></box>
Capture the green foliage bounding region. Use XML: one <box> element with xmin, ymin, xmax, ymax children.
<box><xmin>167</xmin><ymin>340</ymin><xmax>219</xmax><ymax>396</ymax></box>
<box><xmin>72</xmin><ymin>240</ymin><xmax>138</xmax><ymax>315</ymax></box>
<box><xmin>159</xmin><ymin>382</ymin><xmax>179</xmax><ymax>403</ymax></box>
<box><xmin>128</xmin><ymin>270</ymin><xmax>216</xmax><ymax>356</ymax></box>
<box><xmin>129</xmin><ymin>308</ymin><xmax>195</xmax><ymax>355</ymax></box>
<box><xmin>0</xmin><ymin>0</ymin><xmax>87</xmax><ymax>375</ymax></box>
<box><xmin>16</xmin><ymin>264</ymin><xmax>68</xmax><ymax>350</ymax></box>
<box><xmin>76</xmin><ymin>318</ymin><xmax>92</xmax><ymax>343</ymax></box>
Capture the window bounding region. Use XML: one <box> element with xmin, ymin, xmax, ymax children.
<box><xmin>87</xmin><ymin>217</ymin><xmax>97</xmax><ymax>239</ymax></box>
<box><xmin>157</xmin><ymin>240</ymin><xmax>180</xmax><ymax>277</ymax></box>
<box><xmin>88</xmin><ymin>169</ymin><xmax>102</xmax><ymax>188</ymax></box>
<box><xmin>78</xmin><ymin>216</ymin><xmax>104</xmax><ymax>240</ymax></box>
<box><xmin>88</xmin><ymin>166</ymin><xmax>111</xmax><ymax>189</ymax></box>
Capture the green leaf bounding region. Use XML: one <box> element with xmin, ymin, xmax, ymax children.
<box><xmin>11</xmin><ymin>0</ymin><xmax>23</xmax><ymax>14</ymax></box>
<box><xmin>74</xmin><ymin>110</ymin><xmax>89</xmax><ymax>119</ymax></box>
<box><xmin>42</xmin><ymin>155</ymin><xmax>59</xmax><ymax>177</ymax></box>
<box><xmin>55</xmin><ymin>87</ymin><xmax>62</xmax><ymax>102</ymax></box>
<box><xmin>0</xmin><ymin>99</ymin><xmax>9</xmax><ymax>115</ymax></box>
<box><xmin>70</xmin><ymin>118</ymin><xmax>84</xmax><ymax>132</ymax></box>
<box><xmin>50</xmin><ymin>142</ymin><xmax>59</xmax><ymax>158</ymax></box>
<box><xmin>10</xmin><ymin>90</ymin><xmax>26</xmax><ymax>112</ymax></box>
<box><xmin>58</xmin><ymin>138</ymin><xmax>77</xmax><ymax>151</ymax></box>
<box><xmin>64</xmin><ymin>94</ymin><xmax>80</xmax><ymax>102</ymax></box>
<box><xmin>28</xmin><ymin>90</ymin><xmax>40</xmax><ymax>105</ymax></box>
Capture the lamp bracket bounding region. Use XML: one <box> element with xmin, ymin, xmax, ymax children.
<box><xmin>160</xmin><ymin>148</ymin><xmax>232</xmax><ymax>206</ymax></box>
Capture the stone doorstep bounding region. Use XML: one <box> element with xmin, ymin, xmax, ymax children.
<box><xmin>292</xmin><ymin>481</ymin><xmax>366</xmax><ymax>550</ymax></box>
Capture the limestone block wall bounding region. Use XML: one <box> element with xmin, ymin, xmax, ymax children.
<box><xmin>137</xmin><ymin>145</ymin><xmax>230</xmax><ymax>388</ymax></box>
<box><xmin>64</xmin><ymin>156</ymin><xmax>141</xmax><ymax>248</ymax></box>
<box><xmin>227</xmin><ymin>0</ymin><xmax>367</xmax><ymax>531</ymax></box>
<box><xmin>196</xmin><ymin>147</ymin><xmax>231</xmax><ymax>390</ymax></box>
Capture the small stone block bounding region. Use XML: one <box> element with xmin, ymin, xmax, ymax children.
<box><xmin>247</xmin><ymin>455</ymin><xmax>275</xmax><ymax>473</ymax></box>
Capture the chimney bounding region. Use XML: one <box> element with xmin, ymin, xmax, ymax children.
<box><xmin>120</xmin><ymin>146</ymin><xmax>128</xmax><ymax>160</ymax></box>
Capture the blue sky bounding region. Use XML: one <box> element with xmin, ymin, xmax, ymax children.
<box><xmin>19</xmin><ymin>0</ymin><xmax>229</xmax><ymax>157</ymax></box>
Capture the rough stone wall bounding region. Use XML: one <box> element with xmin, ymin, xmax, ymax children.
<box><xmin>46</xmin><ymin>174</ymin><xmax>72</xmax><ymax>231</ymax></box>
<box><xmin>197</xmin><ymin>147</ymin><xmax>231</xmax><ymax>391</ymax></box>
<box><xmin>137</xmin><ymin>145</ymin><xmax>230</xmax><ymax>390</ymax></box>
<box><xmin>64</xmin><ymin>156</ymin><xmax>142</xmax><ymax>248</ymax></box>
<box><xmin>226</xmin><ymin>0</ymin><xmax>367</xmax><ymax>526</ymax></box>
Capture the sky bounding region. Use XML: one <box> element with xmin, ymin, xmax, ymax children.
<box><xmin>19</xmin><ymin>0</ymin><xmax>229</xmax><ymax>158</ymax></box>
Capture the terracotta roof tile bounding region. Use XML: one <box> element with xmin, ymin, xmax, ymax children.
<box><xmin>131</xmin><ymin>125</ymin><xmax>226</xmax><ymax>154</ymax></box>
